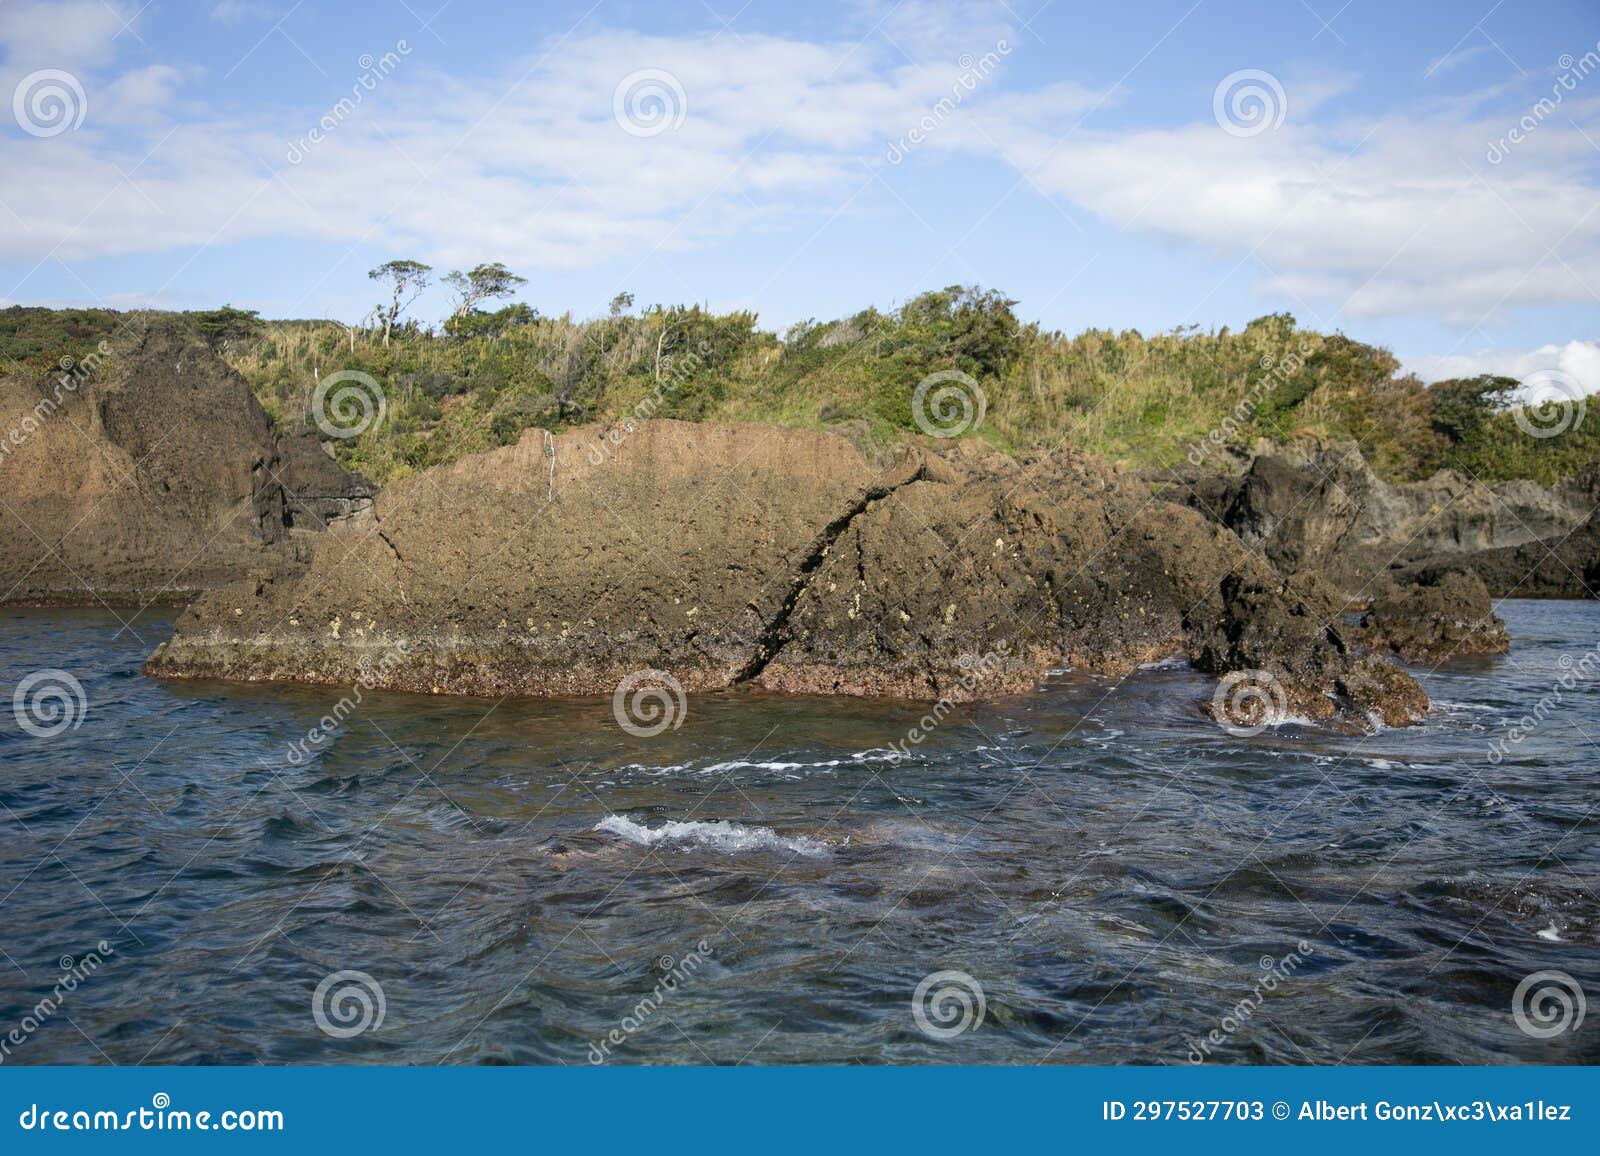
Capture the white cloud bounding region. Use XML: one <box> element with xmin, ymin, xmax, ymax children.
<box><xmin>1404</xmin><ymin>340</ymin><xmax>1600</xmax><ymax>397</ymax></box>
<box><xmin>0</xmin><ymin>7</ymin><xmax>1597</xmax><ymax>340</ymax></box>
<box><xmin>1000</xmin><ymin>89</ymin><xmax>1600</xmax><ymax>327</ymax></box>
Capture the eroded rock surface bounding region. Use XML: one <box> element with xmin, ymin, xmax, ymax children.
<box><xmin>148</xmin><ymin>420</ymin><xmax>1428</xmax><ymax>726</ymax></box>
<box><xmin>0</xmin><ymin>319</ymin><xmax>371</xmax><ymax>604</ymax></box>
<box><xmin>1361</xmin><ymin>571</ymin><xmax>1510</xmax><ymax>662</ymax></box>
<box><xmin>1159</xmin><ymin>440</ymin><xmax>1592</xmax><ymax>600</ymax></box>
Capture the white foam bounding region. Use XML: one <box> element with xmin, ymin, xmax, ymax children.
<box><xmin>703</xmin><ymin>759</ymin><xmax>836</xmax><ymax>773</ymax></box>
<box><xmin>1138</xmin><ymin>655</ymin><xmax>1189</xmax><ymax>671</ymax></box>
<box><xmin>1536</xmin><ymin>925</ymin><xmax>1564</xmax><ymax>942</ymax></box>
<box><xmin>594</xmin><ymin>814</ymin><xmax>829</xmax><ymax>858</ymax></box>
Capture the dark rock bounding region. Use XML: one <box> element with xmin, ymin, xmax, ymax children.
<box><xmin>1361</xmin><ymin>570</ymin><xmax>1510</xmax><ymax>662</ymax></box>
<box><xmin>1158</xmin><ymin>440</ymin><xmax>1592</xmax><ymax>600</ymax></box>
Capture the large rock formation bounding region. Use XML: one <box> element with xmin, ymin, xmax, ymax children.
<box><xmin>1159</xmin><ymin>440</ymin><xmax>1594</xmax><ymax>601</ymax></box>
<box><xmin>148</xmin><ymin>420</ymin><xmax>1429</xmax><ymax>727</ymax></box>
<box><xmin>0</xmin><ymin>317</ymin><xmax>371</xmax><ymax>604</ymax></box>
<box><xmin>1413</xmin><ymin>512</ymin><xmax>1599</xmax><ymax>599</ymax></box>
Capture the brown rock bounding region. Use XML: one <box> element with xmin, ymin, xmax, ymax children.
<box><xmin>0</xmin><ymin>316</ymin><xmax>371</xmax><ymax>605</ymax></box>
<box><xmin>147</xmin><ymin>419</ymin><xmax>1428</xmax><ymax>729</ymax></box>
<box><xmin>1361</xmin><ymin>570</ymin><xmax>1510</xmax><ymax>662</ymax></box>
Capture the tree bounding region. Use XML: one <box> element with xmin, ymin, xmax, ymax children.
<box><xmin>189</xmin><ymin>305</ymin><xmax>262</xmax><ymax>353</ymax></box>
<box><xmin>443</xmin><ymin>262</ymin><xmax>527</xmax><ymax>320</ymax></box>
<box><xmin>367</xmin><ymin>259</ymin><xmax>432</xmax><ymax>347</ymax></box>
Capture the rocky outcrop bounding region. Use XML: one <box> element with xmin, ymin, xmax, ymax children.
<box><xmin>0</xmin><ymin>317</ymin><xmax>371</xmax><ymax>605</ymax></box>
<box><xmin>147</xmin><ymin>420</ymin><xmax>1429</xmax><ymax>727</ymax></box>
<box><xmin>1361</xmin><ymin>571</ymin><xmax>1510</xmax><ymax>662</ymax></box>
<box><xmin>1159</xmin><ymin>440</ymin><xmax>1593</xmax><ymax>601</ymax></box>
<box><xmin>1412</xmin><ymin>511</ymin><xmax>1599</xmax><ymax>599</ymax></box>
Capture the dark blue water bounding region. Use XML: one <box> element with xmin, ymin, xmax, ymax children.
<box><xmin>1</xmin><ymin>601</ymin><xmax>1596</xmax><ymax>1065</ymax></box>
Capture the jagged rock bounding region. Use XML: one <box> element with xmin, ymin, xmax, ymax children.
<box><xmin>1414</xmin><ymin>512</ymin><xmax>1600</xmax><ymax>599</ymax></box>
<box><xmin>147</xmin><ymin>419</ymin><xmax>1428</xmax><ymax>727</ymax></box>
<box><xmin>1361</xmin><ymin>571</ymin><xmax>1510</xmax><ymax>662</ymax></box>
<box><xmin>1158</xmin><ymin>439</ymin><xmax>1592</xmax><ymax>600</ymax></box>
<box><xmin>0</xmin><ymin>317</ymin><xmax>371</xmax><ymax>604</ymax></box>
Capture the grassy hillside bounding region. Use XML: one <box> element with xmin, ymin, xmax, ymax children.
<box><xmin>4</xmin><ymin>295</ymin><xmax>1595</xmax><ymax>488</ymax></box>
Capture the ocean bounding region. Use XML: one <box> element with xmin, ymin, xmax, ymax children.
<box><xmin>1</xmin><ymin>600</ymin><xmax>1596</xmax><ymax>1064</ymax></box>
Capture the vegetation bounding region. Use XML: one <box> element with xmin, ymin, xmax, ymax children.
<box><xmin>3</xmin><ymin>288</ymin><xmax>1594</xmax><ymax>489</ymax></box>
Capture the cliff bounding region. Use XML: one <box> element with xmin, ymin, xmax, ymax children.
<box><xmin>0</xmin><ymin>318</ymin><xmax>371</xmax><ymax>605</ymax></box>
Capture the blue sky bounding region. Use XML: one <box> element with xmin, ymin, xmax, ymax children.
<box><xmin>1</xmin><ymin>0</ymin><xmax>1597</xmax><ymax>386</ymax></box>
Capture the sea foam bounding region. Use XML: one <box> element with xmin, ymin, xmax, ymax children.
<box><xmin>594</xmin><ymin>814</ymin><xmax>829</xmax><ymax>858</ymax></box>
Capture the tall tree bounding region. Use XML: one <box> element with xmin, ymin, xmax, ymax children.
<box><xmin>367</xmin><ymin>259</ymin><xmax>432</xmax><ymax>347</ymax></box>
<box><xmin>443</xmin><ymin>262</ymin><xmax>527</xmax><ymax>319</ymax></box>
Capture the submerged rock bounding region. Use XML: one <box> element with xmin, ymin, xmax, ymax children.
<box><xmin>0</xmin><ymin>318</ymin><xmax>371</xmax><ymax>604</ymax></box>
<box><xmin>147</xmin><ymin>419</ymin><xmax>1428</xmax><ymax>727</ymax></box>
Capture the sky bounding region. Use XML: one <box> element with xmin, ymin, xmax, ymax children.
<box><xmin>0</xmin><ymin>0</ymin><xmax>1597</xmax><ymax>387</ymax></box>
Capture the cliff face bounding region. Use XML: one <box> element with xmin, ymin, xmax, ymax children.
<box><xmin>0</xmin><ymin>319</ymin><xmax>371</xmax><ymax>605</ymax></box>
<box><xmin>147</xmin><ymin>419</ymin><xmax>1428</xmax><ymax>726</ymax></box>
<box><xmin>1159</xmin><ymin>441</ymin><xmax>1596</xmax><ymax>601</ymax></box>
